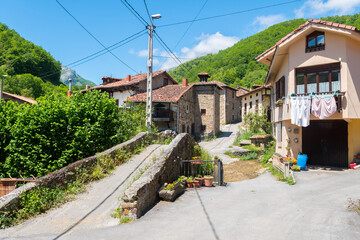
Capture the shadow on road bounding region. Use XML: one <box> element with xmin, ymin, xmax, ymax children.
<box><xmin>195</xmin><ymin>188</ymin><xmax>220</xmax><ymax>240</ymax></box>
<box><xmin>216</xmin><ymin>131</ymin><xmax>232</xmax><ymax>138</ymax></box>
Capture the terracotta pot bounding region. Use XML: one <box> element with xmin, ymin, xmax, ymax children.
<box><xmin>204</xmin><ymin>176</ymin><xmax>214</xmax><ymax>187</ymax></box>
<box><xmin>193</xmin><ymin>180</ymin><xmax>200</xmax><ymax>188</ymax></box>
<box><xmin>182</xmin><ymin>177</ymin><xmax>188</xmax><ymax>185</ymax></box>
<box><xmin>186</xmin><ymin>181</ymin><xmax>193</xmax><ymax>188</ymax></box>
<box><xmin>195</xmin><ymin>177</ymin><xmax>204</xmax><ymax>186</ymax></box>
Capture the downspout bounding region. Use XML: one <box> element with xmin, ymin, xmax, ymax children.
<box><xmin>176</xmin><ymin>102</ymin><xmax>180</xmax><ymax>133</ymax></box>
<box><xmin>213</xmin><ymin>85</ymin><xmax>217</xmax><ymax>136</ymax></box>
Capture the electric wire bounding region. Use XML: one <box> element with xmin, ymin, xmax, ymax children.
<box><xmin>120</xmin><ymin>0</ymin><xmax>149</xmax><ymax>26</ymax></box>
<box><xmin>55</xmin><ymin>0</ymin><xmax>139</xmax><ymax>74</ymax></box>
<box><xmin>172</xmin><ymin>0</ymin><xmax>208</xmax><ymax>51</ymax></box>
<box><xmin>158</xmin><ymin>0</ymin><xmax>301</xmax><ymax>28</ymax></box>
<box><xmin>143</xmin><ymin>0</ymin><xmax>152</xmax><ymax>23</ymax></box>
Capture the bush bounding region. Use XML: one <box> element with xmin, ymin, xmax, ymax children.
<box><xmin>0</xmin><ymin>90</ymin><xmax>146</xmax><ymax>178</ymax></box>
<box><xmin>243</xmin><ymin>108</ymin><xmax>271</xmax><ymax>134</ymax></box>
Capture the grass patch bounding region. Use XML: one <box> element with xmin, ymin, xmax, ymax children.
<box><xmin>111</xmin><ymin>208</ymin><xmax>134</xmax><ymax>224</ymax></box>
<box><xmin>0</xmin><ymin>138</ymin><xmax>151</xmax><ymax>229</ymax></box>
<box><xmin>267</xmin><ymin>164</ymin><xmax>295</xmax><ymax>185</ymax></box>
<box><xmin>348</xmin><ymin>198</ymin><xmax>360</xmax><ymax>214</ymax></box>
<box><xmin>239</xmin><ymin>152</ymin><xmax>259</xmax><ymax>161</ymax></box>
<box><xmin>233</xmin><ymin>130</ymin><xmax>266</xmax><ymax>145</ymax></box>
<box><xmin>120</xmin><ymin>216</ymin><xmax>133</xmax><ymax>224</ymax></box>
<box><xmin>242</xmin><ymin>145</ymin><xmax>264</xmax><ymax>152</ymax></box>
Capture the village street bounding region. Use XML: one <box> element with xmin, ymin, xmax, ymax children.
<box><xmin>1</xmin><ymin>123</ymin><xmax>360</xmax><ymax>240</ymax></box>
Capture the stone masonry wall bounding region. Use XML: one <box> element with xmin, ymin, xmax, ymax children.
<box><xmin>226</xmin><ymin>88</ymin><xmax>241</xmax><ymax>123</ymax></box>
<box><xmin>121</xmin><ymin>133</ymin><xmax>195</xmax><ymax>218</ymax></box>
<box><xmin>0</xmin><ymin>132</ymin><xmax>156</xmax><ymax>213</ymax></box>
<box><xmin>178</xmin><ymin>88</ymin><xmax>194</xmax><ymax>134</ymax></box>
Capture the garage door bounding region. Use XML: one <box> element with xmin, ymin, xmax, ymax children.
<box><xmin>302</xmin><ymin>120</ymin><xmax>348</xmax><ymax>168</ymax></box>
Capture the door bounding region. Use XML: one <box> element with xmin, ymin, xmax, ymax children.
<box><xmin>302</xmin><ymin>120</ymin><xmax>348</xmax><ymax>168</ymax></box>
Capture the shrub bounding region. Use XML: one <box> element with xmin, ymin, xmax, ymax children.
<box><xmin>243</xmin><ymin>107</ymin><xmax>271</xmax><ymax>134</ymax></box>
<box><xmin>0</xmin><ymin>90</ymin><xmax>146</xmax><ymax>178</ymax></box>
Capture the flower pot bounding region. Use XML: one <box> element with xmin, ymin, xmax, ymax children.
<box><xmin>195</xmin><ymin>177</ymin><xmax>204</xmax><ymax>186</ymax></box>
<box><xmin>186</xmin><ymin>181</ymin><xmax>193</xmax><ymax>188</ymax></box>
<box><xmin>193</xmin><ymin>180</ymin><xmax>200</xmax><ymax>188</ymax></box>
<box><xmin>182</xmin><ymin>177</ymin><xmax>188</xmax><ymax>186</ymax></box>
<box><xmin>204</xmin><ymin>176</ymin><xmax>214</xmax><ymax>187</ymax></box>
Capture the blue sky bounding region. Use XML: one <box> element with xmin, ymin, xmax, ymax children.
<box><xmin>1</xmin><ymin>0</ymin><xmax>360</xmax><ymax>85</ymax></box>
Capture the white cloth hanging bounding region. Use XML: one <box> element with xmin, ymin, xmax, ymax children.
<box><xmin>311</xmin><ymin>95</ymin><xmax>337</xmax><ymax>119</ymax></box>
<box><xmin>290</xmin><ymin>97</ymin><xmax>298</xmax><ymax>125</ymax></box>
<box><xmin>291</xmin><ymin>96</ymin><xmax>310</xmax><ymax>127</ymax></box>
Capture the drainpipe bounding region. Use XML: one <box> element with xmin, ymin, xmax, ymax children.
<box><xmin>176</xmin><ymin>102</ymin><xmax>180</xmax><ymax>133</ymax></box>
<box><xmin>270</xmin><ymin>86</ymin><xmax>275</xmax><ymax>136</ymax></box>
<box><xmin>213</xmin><ymin>85</ymin><xmax>217</xmax><ymax>136</ymax></box>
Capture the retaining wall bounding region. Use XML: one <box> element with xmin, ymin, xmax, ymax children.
<box><xmin>0</xmin><ymin>132</ymin><xmax>155</xmax><ymax>213</ymax></box>
<box><xmin>121</xmin><ymin>133</ymin><xmax>195</xmax><ymax>219</ymax></box>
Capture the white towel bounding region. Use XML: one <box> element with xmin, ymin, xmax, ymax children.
<box><xmin>291</xmin><ymin>96</ymin><xmax>310</xmax><ymax>127</ymax></box>
<box><xmin>311</xmin><ymin>95</ymin><xmax>337</xmax><ymax>119</ymax></box>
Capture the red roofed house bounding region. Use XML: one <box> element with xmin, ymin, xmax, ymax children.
<box><xmin>84</xmin><ymin>70</ymin><xmax>177</xmax><ymax>107</ymax></box>
<box><xmin>126</xmin><ymin>73</ymin><xmax>222</xmax><ymax>138</ymax></box>
<box><xmin>238</xmin><ymin>84</ymin><xmax>271</xmax><ymax>120</ymax></box>
<box><xmin>256</xmin><ymin>19</ymin><xmax>360</xmax><ymax>168</ymax></box>
<box><xmin>2</xmin><ymin>91</ymin><xmax>36</xmax><ymax>104</ymax></box>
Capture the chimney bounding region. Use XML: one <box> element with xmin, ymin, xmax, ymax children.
<box><xmin>102</xmin><ymin>77</ymin><xmax>109</xmax><ymax>85</ymax></box>
<box><xmin>197</xmin><ymin>72</ymin><xmax>210</xmax><ymax>82</ymax></box>
<box><xmin>85</xmin><ymin>85</ymin><xmax>90</xmax><ymax>90</ymax></box>
<box><xmin>126</xmin><ymin>75</ymin><xmax>131</xmax><ymax>82</ymax></box>
<box><xmin>182</xmin><ymin>78</ymin><xmax>188</xmax><ymax>86</ymax></box>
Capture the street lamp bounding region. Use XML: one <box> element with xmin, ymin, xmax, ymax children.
<box><xmin>146</xmin><ymin>14</ymin><xmax>162</xmax><ymax>133</ymax></box>
<box><xmin>0</xmin><ymin>75</ymin><xmax>8</xmax><ymax>101</ymax></box>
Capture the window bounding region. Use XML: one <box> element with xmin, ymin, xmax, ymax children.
<box><xmin>201</xmin><ymin>109</ymin><xmax>206</xmax><ymax>115</ymax></box>
<box><xmin>244</xmin><ymin>103</ymin><xmax>247</xmax><ymax>115</ymax></box>
<box><xmin>306</xmin><ymin>31</ymin><xmax>325</xmax><ymax>53</ymax></box>
<box><xmin>295</xmin><ymin>63</ymin><xmax>340</xmax><ymax>94</ymax></box>
<box><xmin>250</xmin><ymin>101</ymin><xmax>252</xmax><ymax>109</ymax></box>
<box><xmin>256</xmin><ymin>93</ymin><xmax>258</xmax><ymax>97</ymax></box>
<box><xmin>275</xmin><ymin>76</ymin><xmax>285</xmax><ymax>100</ymax></box>
<box><xmin>232</xmin><ymin>92</ymin><xmax>235</xmax><ymax>98</ymax></box>
<box><xmin>182</xmin><ymin>124</ymin><xmax>185</xmax><ymax>133</ymax></box>
<box><xmin>163</xmin><ymin>78</ymin><xmax>168</xmax><ymax>86</ymax></box>
<box><xmin>201</xmin><ymin>125</ymin><xmax>206</xmax><ymax>132</ymax></box>
<box><xmin>245</xmin><ymin>97</ymin><xmax>246</xmax><ymax>100</ymax></box>
<box><xmin>250</xmin><ymin>95</ymin><xmax>252</xmax><ymax>99</ymax></box>
<box><xmin>187</xmin><ymin>126</ymin><xmax>190</xmax><ymax>133</ymax></box>
<box><xmin>186</xmin><ymin>105</ymin><xmax>189</xmax><ymax>113</ymax></box>
<box><xmin>255</xmin><ymin>100</ymin><xmax>259</xmax><ymax>114</ymax></box>
<box><xmin>232</xmin><ymin>115</ymin><xmax>235</xmax><ymax>121</ymax></box>
<box><xmin>115</xmin><ymin>99</ymin><xmax>119</xmax><ymax>106</ymax></box>
<box><xmin>232</xmin><ymin>103</ymin><xmax>234</xmax><ymax>110</ymax></box>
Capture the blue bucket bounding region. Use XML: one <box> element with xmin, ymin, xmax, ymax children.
<box><xmin>297</xmin><ymin>154</ymin><xmax>308</xmax><ymax>170</ymax></box>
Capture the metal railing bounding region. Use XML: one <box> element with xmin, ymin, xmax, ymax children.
<box><xmin>180</xmin><ymin>159</ymin><xmax>224</xmax><ymax>186</ymax></box>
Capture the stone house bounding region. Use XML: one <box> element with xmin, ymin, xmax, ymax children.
<box><xmin>256</xmin><ymin>19</ymin><xmax>360</xmax><ymax>167</ymax></box>
<box><xmin>83</xmin><ymin>70</ymin><xmax>177</xmax><ymax>107</ymax></box>
<box><xmin>239</xmin><ymin>84</ymin><xmax>271</xmax><ymax>120</ymax></box>
<box><xmin>126</xmin><ymin>76</ymin><xmax>221</xmax><ymax>138</ymax></box>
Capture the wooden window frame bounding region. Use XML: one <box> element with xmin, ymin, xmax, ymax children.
<box><xmin>275</xmin><ymin>76</ymin><xmax>285</xmax><ymax>101</ymax></box>
<box><xmin>295</xmin><ymin>63</ymin><xmax>340</xmax><ymax>94</ymax></box>
<box><xmin>306</xmin><ymin>31</ymin><xmax>325</xmax><ymax>53</ymax></box>
<box><xmin>201</xmin><ymin>109</ymin><xmax>206</xmax><ymax>115</ymax></box>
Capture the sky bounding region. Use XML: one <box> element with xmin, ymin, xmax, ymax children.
<box><xmin>0</xmin><ymin>0</ymin><xmax>360</xmax><ymax>85</ymax></box>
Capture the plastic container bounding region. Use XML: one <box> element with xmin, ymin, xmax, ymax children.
<box><xmin>297</xmin><ymin>154</ymin><xmax>308</xmax><ymax>170</ymax></box>
<box><xmin>350</xmin><ymin>163</ymin><xmax>357</xmax><ymax>169</ymax></box>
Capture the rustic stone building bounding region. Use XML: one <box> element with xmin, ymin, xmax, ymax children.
<box><xmin>239</xmin><ymin>84</ymin><xmax>271</xmax><ymax>120</ymax></box>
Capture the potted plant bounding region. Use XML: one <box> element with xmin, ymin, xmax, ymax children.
<box><xmin>204</xmin><ymin>175</ymin><xmax>214</xmax><ymax>187</ymax></box>
<box><xmin>195</xmin><ymin>174</ymin><xmax>204</xmax><ymax>186</ymax></box>
<box><xmin>179</xmin><ymin>175</ymin><xmax>187</xmax><ymax>186</ymax></box>
<box><xmin>193</xmin><ymin>180</ymin><xmax>200</xmax><ymax>188</ymax></box>
<box><xmin>159</xmin><ymin>180</ymin><xmax>185</xmax><ymax>201</ymax></box>
<box><xmin>186</xmin><ymin>176</ymin><xmax>194</xmax><ymax>188</ymax></box>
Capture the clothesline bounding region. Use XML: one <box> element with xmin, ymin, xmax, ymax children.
<box><xmin>290</xmin><ymin>91</ymin><xmax>345</xmax><ymax>97</ymax></box>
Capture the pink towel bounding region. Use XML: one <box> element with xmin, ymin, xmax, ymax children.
<box><xmin>311</xmin><ymin>95</ymin><xmax>337</xmax><ymax>119</ymax></box>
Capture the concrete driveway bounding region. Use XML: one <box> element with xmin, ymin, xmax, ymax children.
<box><xmin>6</xmin><ymin>169</ymin><xmax>359</xmax><ymax>240</ymax></box>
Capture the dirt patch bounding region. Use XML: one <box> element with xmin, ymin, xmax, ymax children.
<box><xmin>223</xmin><ymin>160</ymin><xmax>264</xmax><ymax>182</ymax></box>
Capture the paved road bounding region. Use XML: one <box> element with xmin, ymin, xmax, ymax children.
<box><xmin>63</xmin><ymin>170</ymin><xmax>360</xmax><ymax>240</ymax></box>
<box><xmin>0</xmin><ymin>144</ymin><xmax>167</xmax><ymax>240</ymax></box>
<box><xmin>199</xmin><ymin>122</ymin><xmax>243</xmax><ymax>164</ymax></box>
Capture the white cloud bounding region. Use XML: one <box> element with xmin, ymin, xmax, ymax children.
<box><xmin>160</xmin><ymin>32</ymin><xmax>239</xmax><ymax>70</ymax></box>
<box><xmin>295</xmin><ymin>0</ymin><xmax>360</xmax><ymax>18</ymax></box>
<box><xmin>137</xmin><ymin>48</ymin><xmax>159</xmax><ymax>58</ymax></box>
<box><xmin>253</xmin><ymin>14</ymin><xmax>287</xmax><ymax>30</ymax></box>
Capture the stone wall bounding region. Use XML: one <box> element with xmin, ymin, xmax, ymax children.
<box><xmin>121</xmin><ymin>133</ymin><xmax>195</xmax><ymax>219</ymax></box>
<box><xmin>178</xmin><ymin>88</ymin><xmax>194</xmax><ymax>134</ymax></box>
<box><xmin>0</xmin><ymin>132</ymin><xmax>156</xmax><ymax>213</ymax></box>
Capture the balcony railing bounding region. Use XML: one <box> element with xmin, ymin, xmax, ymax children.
<box><xmin>291</xmin><ymin>91</ymin><xmax>345</xmax><ymax>111</ymax></box>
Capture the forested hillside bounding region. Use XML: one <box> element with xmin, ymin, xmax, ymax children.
<box><xmin>169</xmin><ymin>14</ymin><xmax>360</xmax><ymax>89</ymax></box>
<box><xmin>60</xmin><ymin>66</ymin><xmax>96</xmax><ymax>87</ymax></box>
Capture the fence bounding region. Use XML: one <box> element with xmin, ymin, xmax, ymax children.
<box><xmin>180</xmin><ymin>159</ymin><xmax>224</xmax><ymax>186</ymax></box>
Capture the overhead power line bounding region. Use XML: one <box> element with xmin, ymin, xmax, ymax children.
<box><xmin>158</xmin><ymin>0</ymin><xmax>301</xmax><ymax>28</ymax></box>
<box><xmin>120</xmin><ymin>0</ymin><xmax>149</xmax><ymax>26</ymax></box>
<box><xmin>143</xmin><ymin>0</ymin><xmax>152</xmax><ymax>23</ymax></box>
<box><xmin>55</xmin><ymin>0</ymin><xmax>139</xmax><ymax>74</ymax></box>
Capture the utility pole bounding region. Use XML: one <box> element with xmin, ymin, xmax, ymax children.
<box><xmin>146</xmin><ymin>14</ymin><xmax>161</xmax><ymax>133</ymax></box>
<box><xmin>0</xmin><ymin>75</ymin><xmax>8</xmax><ymax>101</ymax></box>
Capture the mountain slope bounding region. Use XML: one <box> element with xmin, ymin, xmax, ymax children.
<box><xmin>60</xmin><ymin>66</ymin><xmax>96</xmax><ymax>87</ymax></box>
<box><xmin>169</xmin><ymin>14</ymin><xmax>360</xmax><ymax>89</ymax></box>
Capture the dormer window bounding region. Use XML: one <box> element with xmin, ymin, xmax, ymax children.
<box><xmin>306</xmin><ymin>31</ymin><xmax>325</xmax><ymax>53</ymax></box>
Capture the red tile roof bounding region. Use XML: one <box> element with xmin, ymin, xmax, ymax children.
<box><xmin>256</xmin><ymin>19</ymin><xmax>359</xmax><ymax>61</ymax></box>
<box><xmin>238</xmin><ymin>84</ymin><xmax>271</xmax><ymax>98</ymax></box>
<box><xmin>236</xmin><ymin>86</ymin><xmax>250</xmax><ymax>97</ymax></box>
<box><xmin>3</xmin><ymin>92</ymin><xmax>37</xmax><ymax>104</ymax></box>
<box><xmin>125</xmin><ymin>84</ymin><xmax>192</xmax><ymax>103</ymax></box>
<box><xmin>85</xmin><ymin>70</ymin><xmax>176</xmax><ymax>91</ymax></box>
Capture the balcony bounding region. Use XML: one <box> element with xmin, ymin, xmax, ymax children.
<box><xmin>292</xmin><ymin>91</ymin><xmax>345</xmax><ymax>111</ymax></box>
<box><xmin>152</xmin><ymin>109</ymin><xmax>174</xmax><ymax>122</ymax></box>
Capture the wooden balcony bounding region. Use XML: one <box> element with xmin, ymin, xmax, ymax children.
<box><xmin>152</xmin><ymin>109</ymin><xmax>174</xmax><ymax>122</ymax></box>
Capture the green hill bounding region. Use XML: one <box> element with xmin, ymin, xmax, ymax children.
<box><xmin>169</xmin><ymin>14</ymin><xmax>360</xmax><ymax>89</ymax></box>
<box><xmin>60</xmin><ymin>66</ymin><xmax>96</xmax><ymax>87</ymax></box>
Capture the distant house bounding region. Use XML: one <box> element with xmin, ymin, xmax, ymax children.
<box><xmin>84</xmin><ymin>70</ymin><xmax>177</xmax><ymax>107</ymax></box>
<box><xmin>256</xmin><ymin>19</ymin><xmax>360</xmax><ymax>168</ymax></box>
<box><xmin>2</xmin><ymin>92</ymin><xmax>36</xmax><ymax>104</ymax></box>
<box><xmin>236</xmin><ymin>86</ymin><xmax>250</xmax><ymax>122</ymax></box>
<box><xmin>239</xmin><ymin>84</ymin><xmax>271</xmax><ymax>120</ymax></box>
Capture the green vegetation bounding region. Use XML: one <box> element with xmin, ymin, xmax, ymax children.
<box><xmin>239</xmin><ymin>152</ymin><xmax>259</xmax><ymax>161</ymax></box>
<box><xmin>0</xmin><ymin>139</ymin><xmax>150</xmax><ymax>229</ymax></box>
<box><xmin>243</xmin><ymin>109</ymin><xmax>271</xmax><ymax>134</ymax></box>
<box><xmin>262</xmin><ymin>140</ymin><xmax>275</xmax><ymax>166</ymax></box>
<box><xmin>267</xmin><ymin>165</ymin><xmax>295</xmax><ymax>185</ymax></box>
<box><xmin>169</xmin><ymin>14</ymin><xmax>360</xmax><ymax>88</ymax></box>
<box><xmin>0</xmin><ymin>90</ymin><xmax>146</xmax><ymax>178</ymax></box>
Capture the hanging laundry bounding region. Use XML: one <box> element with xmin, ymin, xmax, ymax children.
<box><xmin>291</xmin><ymin>96</ymin><xmax>311</xmax><ymax>127</ymax></box>
<box><xmin>311</xmin><ymin>95</ymin><xmax>337</xmax><ymax>119</ymax></box>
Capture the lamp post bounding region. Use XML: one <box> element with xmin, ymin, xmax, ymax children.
<box><xmin>0</xmin><ymin>75</ymin><xmax>8</xmax><ymax>101</ymax></box>
<box><xmin>146</xmin><ymin>14</ymin><xmax>161</xmax><ymax>133</ymax></box>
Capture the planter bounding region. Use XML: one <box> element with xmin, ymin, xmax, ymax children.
<box><xmin>204</xmin><ymin>176</ymin><xmax>214</xmax><ymax>187</ymax></box>
<box><xmin>195</xmin><ymin>177</ymin><xmax>204</xmax><ymax>186</ymax></box>
<box><xmin>159</xmin><ymin>184</ymin><xmax>185</xmax><ymax>202</ymax></box>
<box><xmin>186</xmin><ymin>181</ymin><xmax>193</xmax><ymax>188</ymax></box>
<box><xmin>192</xmin><ymin>180</ymin><xmax>200</xmax><ymax>188</ymax></box>
<box><xmin>182</xmin><ymin>177</ymin><xmax>188</xmax><ymax>185</ymax></box>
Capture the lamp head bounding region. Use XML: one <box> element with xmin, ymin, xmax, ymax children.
<box><xmin>151</xmin><ymin>14</ymin><xmax>161</xmax><ymax>20</ymax></box>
